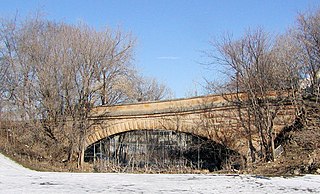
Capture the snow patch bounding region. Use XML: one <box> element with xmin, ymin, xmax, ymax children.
<box><xmin>1</xmin><ymin>153</ymin><xmax>320</xmax><ymax>193</ymax></box>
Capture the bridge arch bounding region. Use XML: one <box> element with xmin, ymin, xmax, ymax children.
<box><xmin>85</xmin><ymin>116</ymin><xmax>206</xmax><ymax>149</ymax></box>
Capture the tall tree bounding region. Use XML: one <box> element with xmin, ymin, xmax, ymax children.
<box><xmin>0</xmin><ymin>16</ymin><xmax>136</xmax><ymax>167</ymax></box>
<box><xmin>295</xmin><ymin>9</ymin><xmax>320</xmax><ymax>96</ymax></box>
<box><xmin>207</xmin><ymin>29</ymin><xmax>295</xmax><ymax>162</ymax></box>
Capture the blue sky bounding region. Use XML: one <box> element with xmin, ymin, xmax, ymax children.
<box><xmin>1</xmin><ymin>0</ymin><xmax>319</xmax><ymax>98</ymax></box>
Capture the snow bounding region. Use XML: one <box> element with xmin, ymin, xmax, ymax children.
<box><xmin>1</xmin><ymin>153</ymin><xmax>320</xmax><ymax>193</ymax></box>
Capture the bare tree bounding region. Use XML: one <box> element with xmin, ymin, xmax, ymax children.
<box><xmin>92</xmin><ymin>29</ymin><xmax>135</xmax><ymax>105</ymax></box>
<box><xmin>128</xmin><ymin>75</ymin><xmax>172</xmax><ymax>102</ymax></box>
<box><xmin>295</xmin><ymin>9</ymin><xmax>320</xmax><ymax>96</ymax></box>
<box><xmin>0</xmin><ymin>15</ymin><xmax>136</xmax><ymax>168</ymax></box>
<box><xmin>207</xmin><ymin>29</ymin><xmax>294</xmax><ymax>162</ymax></box>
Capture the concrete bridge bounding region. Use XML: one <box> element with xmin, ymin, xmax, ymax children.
<box><xmin>86</xmin><ymin>93</ymin><xmax>296</xmax><ymax>158</ymax></box>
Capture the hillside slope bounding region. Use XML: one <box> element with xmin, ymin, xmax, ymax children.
<box><xmin>251</xmin><ymin>99</ymin><xmax>320</xmax><ymax>175</ymax></box>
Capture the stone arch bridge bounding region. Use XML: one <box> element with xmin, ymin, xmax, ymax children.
<box><xmin>86</xmin><ymin>93</ymin><xmax>296</xmax><ymax>157</ymax></box>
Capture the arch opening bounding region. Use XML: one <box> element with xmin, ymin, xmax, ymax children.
<box><xmin>84</xmin><ymin>129</ymin><xmax>242</xmax><ymax>172</ymax></box>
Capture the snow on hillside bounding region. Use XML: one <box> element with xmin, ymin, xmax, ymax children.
<box><xmin>1</xmin><ymin>153</ymin><xmax>320</xmax><ymax>193</ymax></box>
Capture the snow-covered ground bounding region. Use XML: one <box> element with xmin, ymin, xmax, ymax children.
<box><xmin>1</xmin><ymin>153</ymin><xmax>320</xmax><ymax>194</ymax></box>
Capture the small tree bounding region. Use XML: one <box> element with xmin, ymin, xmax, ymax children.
<box><xmin>129</xmin><ymin>75</ymin><xmax>172</xmax><ymax>102</ymax></box>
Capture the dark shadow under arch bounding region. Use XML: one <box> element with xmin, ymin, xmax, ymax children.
<box><xmin>84</xmin><ymin>129</ymin><xmax>243</xmax><ymax>172</ymax></box>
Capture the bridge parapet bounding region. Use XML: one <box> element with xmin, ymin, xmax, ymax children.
<box><xmin>90</xmin><ymin>94</ymin><xmax>231</xmax><ymax>118</ymax></box>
